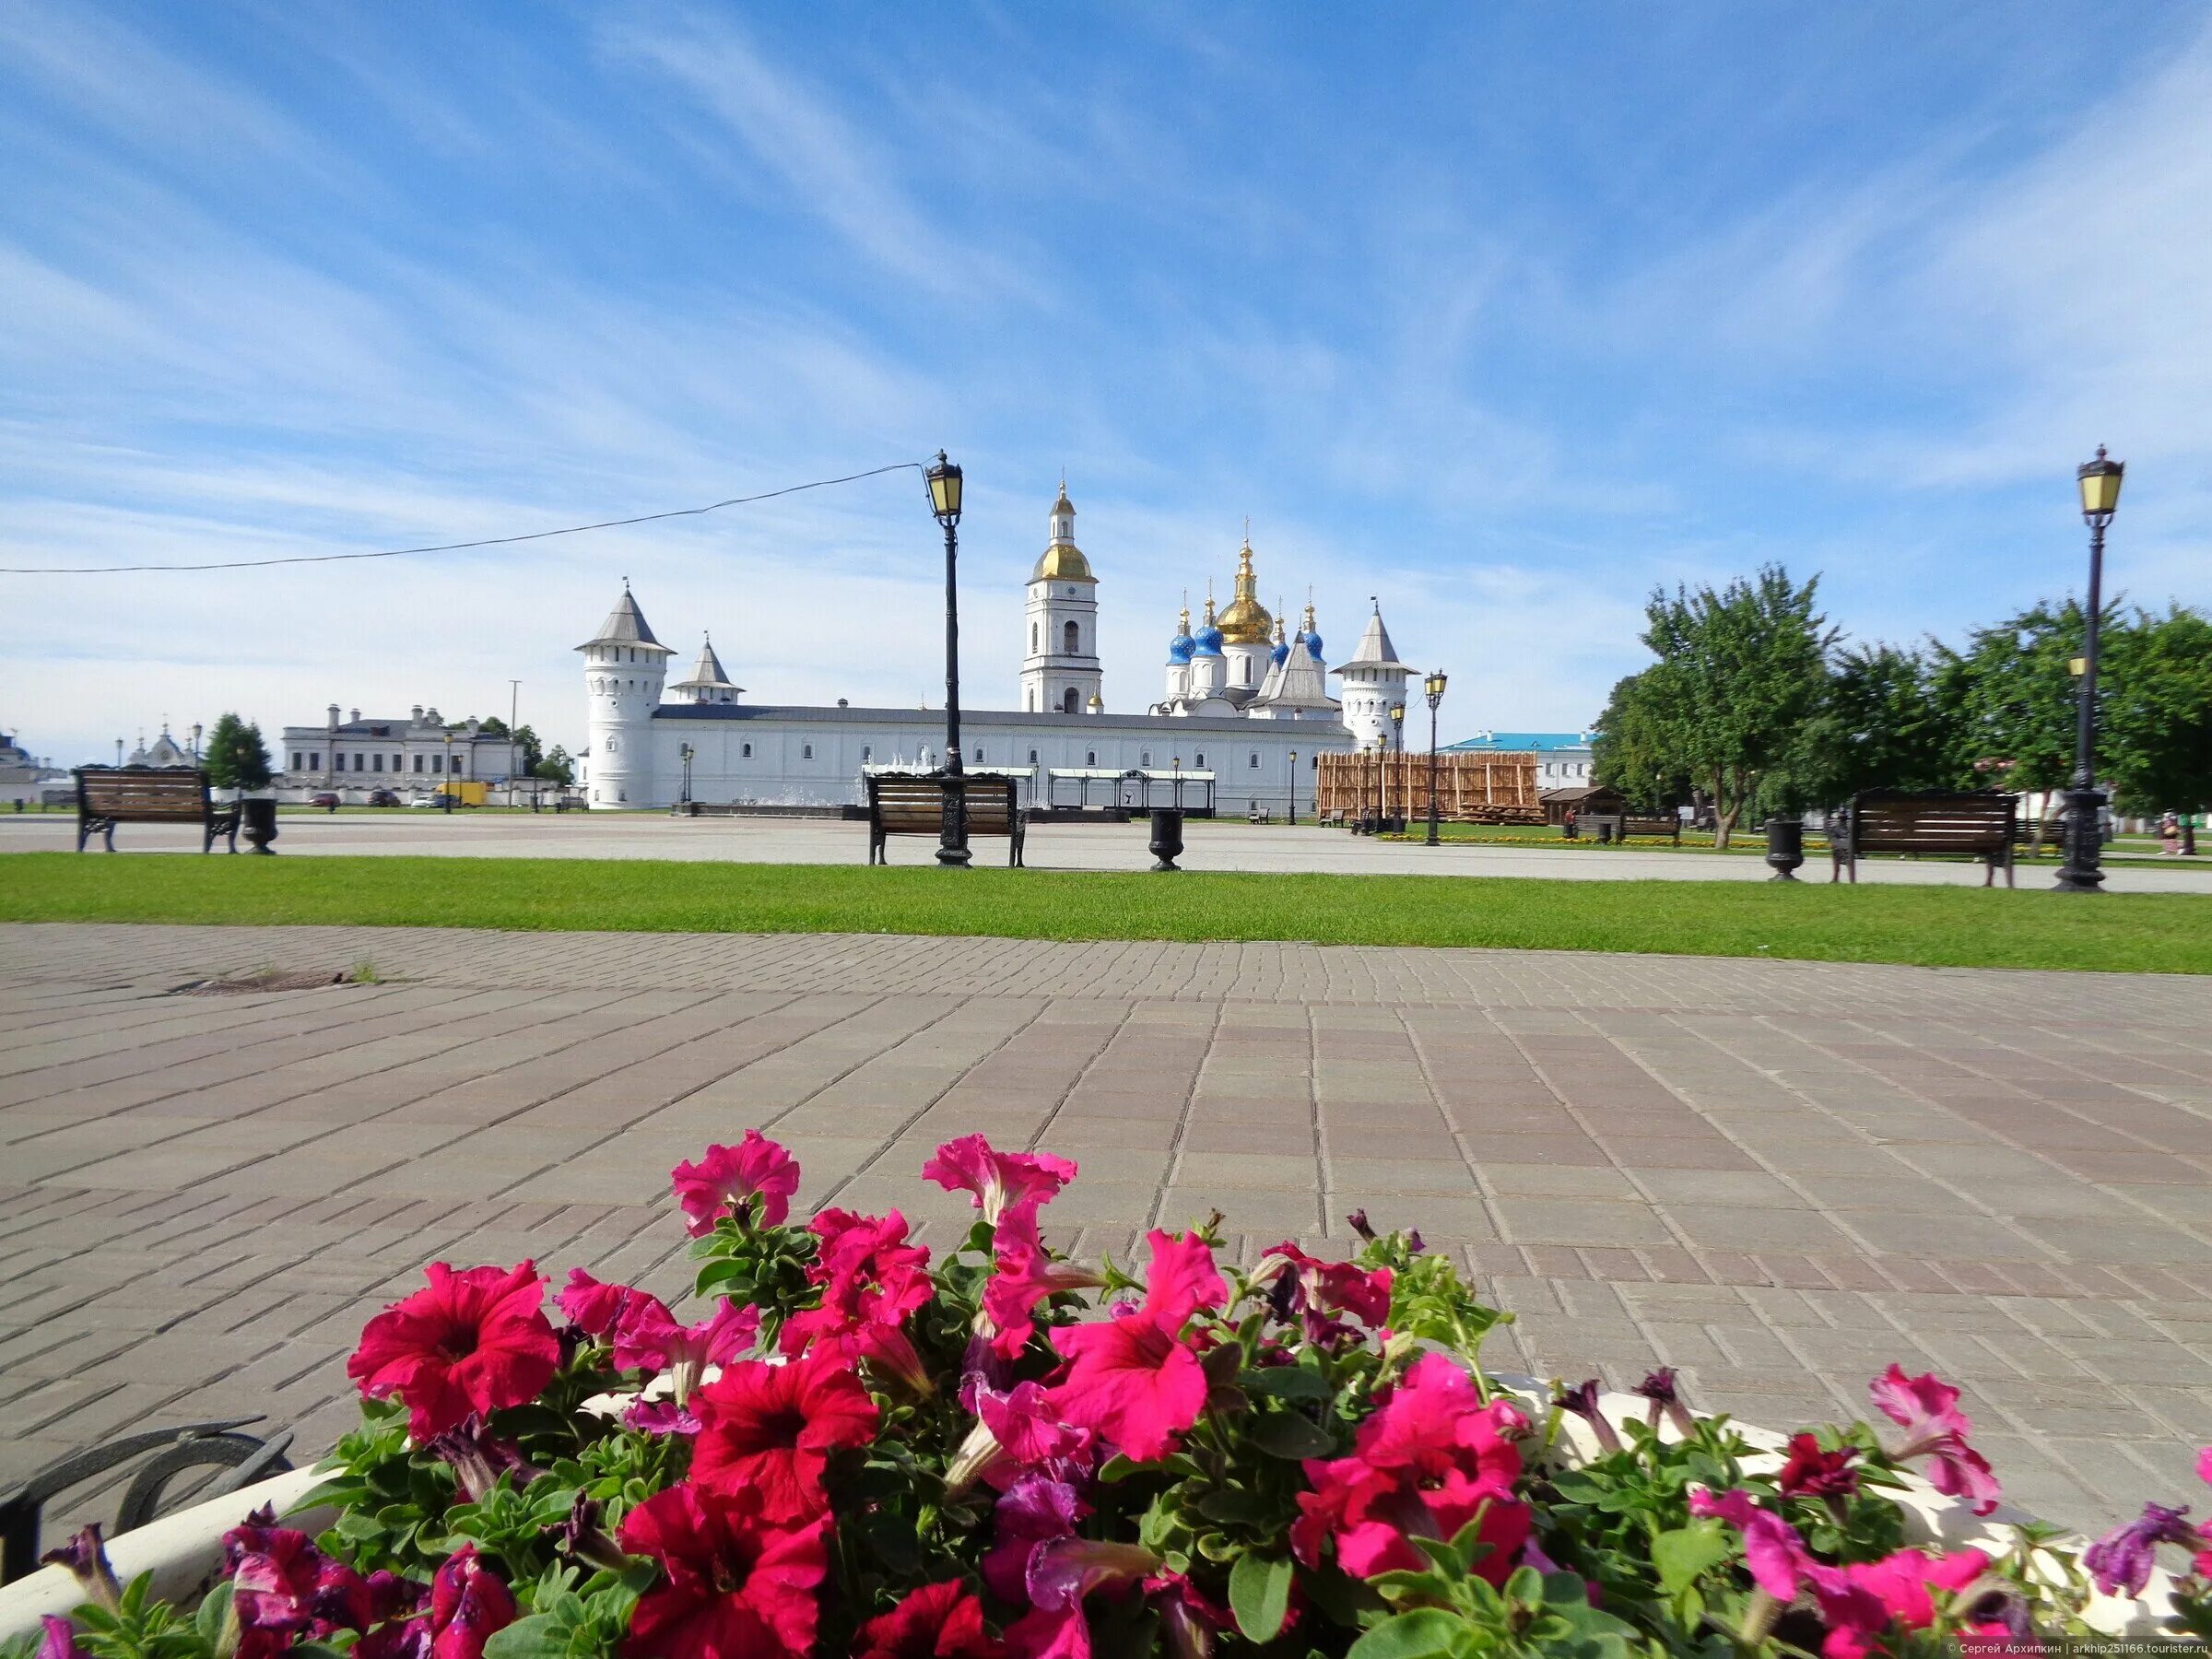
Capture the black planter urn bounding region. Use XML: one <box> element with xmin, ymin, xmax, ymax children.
<box><xmin>1148</xmin><ymin>808</ymin><xmax>1184</xmax><ymax>872</ymax></box>
<box><xmin>241</xmin><ymin>797</ymin><xmax>279</xmax><ymax>854</ymax></box>
<box><xmin>1765</xmin><ymin>816</ymin><xmax>1804</xmax><ymax>881</ymax></box>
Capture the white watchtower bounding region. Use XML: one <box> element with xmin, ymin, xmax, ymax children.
<box><xmin>578</xmin><ymin>582</ymin><xmax>672</xmax><ymax>807</ymax></box>
<box><xmin>1331</xmin><ymin>600</ymin><xmax>1414</xmax><ymax>749</ymax></box>
<box><xmin>1019</xmin><ymin>480</ymin><xmax>1102</xmax><ymax>715</ymax></box>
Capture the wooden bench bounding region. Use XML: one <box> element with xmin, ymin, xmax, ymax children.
<box><xmin>1621</xmin><ymin>815</ymin><xmax>1682</xmax><ymax>844</ymax></box>
<box><xmin>1831</xmin><ymin>790</ymin><xmax>2018</xmax><ymax>888</ymax></box>
<box><xmin>1246</xmin><ymin>806</ymin><xmax>1273</xmax><ymax>825</ymax></box>
<box><xmin>75</xmin><ymin>768</ymin><xmax>240</xmax><ymax>853</ymax></box>
<box><xmin>865</xmin><ymin>773</ymin><xmax>1025</xmax><ymax>866</ymax></box>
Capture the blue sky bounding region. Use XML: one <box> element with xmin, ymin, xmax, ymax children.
<box><xmin>3</xmin><ymin>3</ymin><xmax>2208</xmax><ymax>765</ymax></box>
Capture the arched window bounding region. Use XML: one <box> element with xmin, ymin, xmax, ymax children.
<box><xmin>1239</xmin><ymin>660</ymin><xmax>1250</xmax><ymax>684</ymax></box>
<box><xmin>1030</xmin><ymin>623</ymin><xmax>1038</xmax><ymax>653</ymax></box>
<box><xmin>741</xmin><ymin>743</ymin><xmax>752</xmax><ymax>759</ymax></box>
<box><xmin>606</xmin><ymin>737</ymin><xmax>618</xmax><ymax>753</ymax></box>
<box><xmin>1194</xmin><ymin>752</ymin><xmax>1205</xmax><ymax>767</ymax></box>
<box><xmin>974</xmin><ymin>747</ymin><xmax>983</xmax><ymax>761</ymax></box>
<box><xmin>1028</xmin><ymin>749</ymin><xmax>1038</xmax><ymax>764</ymax></box>
<box><xmin>1086</xmin><ymin>751</ymin><xmax>1096</xmax><ymax>766</ymax></box>
<box><xmin>1062</xmin><ymin>687</ymin><xmax>1079</xmax><ymax>714</ymax></box>
<box><xmin>1249</xmin><ymin>752</ymin><xmax>1260</xmax><ymax>768</ymax></box>
<box><xmin>1142</xmin><ymin>751</ymin><xmax>1151</xmax><ymax>767</ymax></box>
<box><xmin>862</xmin><ymin>746</ymin><xmax>872</xmax><ymax>762</ymax></box>
<box><xmin>1063</xmin><ymin>620</ymin><xmax>1078</xmax><ymax>654</ymax></box>
<box><xmin>802</xmin><ymin>744</ymin><xmax>813</xmax><ymax>760</ymax></box>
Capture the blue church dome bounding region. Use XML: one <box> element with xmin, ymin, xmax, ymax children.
<box><xmin>1304</xmin><ymin>629</ymin><xmax>1324</xmax><ymax>660</ymax></box>
<box><xmin>1193</xmin><ymin>621</ymin><xmax>1224</xmax><ymax>657</ymax></box>
<box><xmin>1167</xmin><ymin>632</ymin><xmax>1194</xmax><ymax>665</ymax></box>
<box><xmin>1270</xmin><ymin>639</ymin><xmax>1290</xmax><ymax>667</ymax></box>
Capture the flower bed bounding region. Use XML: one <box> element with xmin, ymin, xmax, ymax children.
<box><xmin>6</xmin><ymin>1129</ymin><xmax>2207</xmax><ymax>1657</ymax></box>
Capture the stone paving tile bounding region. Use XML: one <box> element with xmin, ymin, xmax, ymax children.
<box><xmin>2</xmin><ymin>922</ymin><xmax>2209</xmax><ymax>1548</ymax></box>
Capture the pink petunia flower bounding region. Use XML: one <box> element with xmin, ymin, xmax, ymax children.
<box><xmin>948</xmin><ymin>1380</ymin><xmax>1094</xmax><ymax>1492</ymax></box>
<box><xmin>1777</xmin><ymin>1431</ymin><xmax>1863</xmax><ymax>1499</ymax></box>
<box><xmin>37</xmin><ymin>1618</ymin><xmax>84</xmax><ymax>1659</ymax></box>
<box><xmin>346</xmin><ymin>1263</ymin><xmax>559</xmax><ymax>1441</ymax></box>
<box><xmin>2083</xmin><ymin>1502</ymin><xmax>2198</xmax><ymax>1598</ymax></box>
<box><xmin>1687</xmin><ymin>1488</ymin><xmax>1818</xmax><ymax>1602</ymax></box>
<box><xmin>618</xmin><ymin>1485</ymin><xmax>827</xmax><ymax>1659</ymax></box>
<box><xmin>779</xmin><ymin>1208</ymin><xmax>935</xmax><ymax>1388</ymax></box>
<box><xmin>853</xmin><ymin>1579</ymin><xmax>1004</xmax><ymax>1659</ymax></box>
<box><xmin>1295</xmin><ymin>1354</ymin><xmax>1530</xmax><ymax>1584</ymax></box>
<box><xmin>1804</xmin><ymin>1547</ymin><xmax>1989</xmax><ymax>1659</ymax></box>
<box><xmin>923</xmin><ymin>1135</ymin><xmax>1078</xmax><ymax>1226</ymax></box>
<box><xmin>670</xmin><ymin>1132</ymin><xmax>800</xmax><ymax>1236</ymax></box>
<box><xmin>557</xmin><ymin>1268</ymin><xmax>648</xmax><ymax>1338</ymax></box>
<box><xmin>982</xmin><ymin>1205</ymin><xmax>1105</xmax><ymax>1361</ymax></box>
<box><xmin>424</xmin><ymin>1545</ymin><xmax>517</xmax><ymax>1659</ymax></box>
<box><xmin>612</xmin><ymin>1293</ymin><xmax>759</xmax><ymax>1406</ymax></box>
<box><xmin>1049</xmin><ymin>1230</ymin><xmax>1225</xmax><ymax>1462</ymax></box>
<box><xmin>983</xmin><ymin>1474</ymin><xmax>1088</xmax><ymax>1605</ymax></box>
<box><xmin>1006</xmin><ymin>1540</ymin><xmax>1160</xmax><ymax>1659</ymax></box>
<box><xmin>1867</xmin><ymin>1364</ymin><xmax>2002</xmax><ymax>1515</ymax></box>
<box><xmin>1254</xmin><ymin>1241</ymin><xmax>1394</xmax><ymax>1347</ymax></box>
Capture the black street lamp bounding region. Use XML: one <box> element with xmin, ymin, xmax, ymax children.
<box><xmin>1389</xmin><ymin>701</ymin><xmax>1406</xmax><ymax>829</ymax></box>
<box><xmin>443</xmin><ymin>731</ymin><xmax>454</xmax><ymax>812</ymax></box>
<box><xmin>2055</xmin><ymin>445</ymin><xmax>2124</xmax><ymax>893</ymax></box>
<box><xmin>1423</xmin><ymin>670</ymin><xmax>1448</xmax><ymax>846</ymax></box>
<box><xmin>925</xmin><ymin>452</ymin><xmax>970</xmax><ymax>866</ymax></box>
<box><xmin>679</xmin><ymin>742</ymin><xmax>695</xmax><ymax>806</ymax></box>
<box><xmin>1287</xmin><ymin>749</ymin><xmax>1298</xmax><ymax>826</ymax></box>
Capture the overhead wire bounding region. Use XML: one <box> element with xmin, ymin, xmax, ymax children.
<box><xmin>0</xmin><ymin>460</ymin><xmax>925</xmax><ymax>574</ymax></box>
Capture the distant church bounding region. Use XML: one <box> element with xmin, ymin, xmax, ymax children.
<box><xmin>578</xmin><ymin>482</ymin><xmax>1416</xmax><ymax>813</ymax></box>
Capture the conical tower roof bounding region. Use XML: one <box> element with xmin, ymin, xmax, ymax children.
<box><xmin>670</xmin><ymin>632</ymin><xmax>742</xmax><ymax>694</ymax></box>
<box><xmin>576</xmin><ymin>582</ymin><xmax>672</xmax><ymax>653</ymax></box>
<box><xmin>1335</xmin><ymin>601</ymin><xmax>1411</xmax><ymax>672</ymax></box>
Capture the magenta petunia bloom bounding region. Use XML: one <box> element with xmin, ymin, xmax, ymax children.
<box><xmin>37</xmin><ymin>1618</ymin><xmax>84</xmax><ymax>1659</ymax></box>
<box><xmin>1867</xmin><ymin>1364</ymin><xmax>2002</xmax><ymax>1515</ymax></box>
<box><xmin>923</xmin><ymin>1135</ymin><xmax>1078</xmax><ymax>1226</ymax></box>
<box><xmin>982</xmin><ymin>1206</ymin><xmax>1104</xmax><ymax>1361</ymax></box>
<box><xmin>983</xmin><ymin>1474</ymin><xmax>1088</xmax><ymax>1605</ymax></box>
<box><xmin>1005</xmin><ymin>1539</ymin><xmax>1160</xmax><ymax>1659</ymax></box>
<box><xmin>1688</xmin><ymin>1488</ymin><xmax>1818</xmax><ymax>1603</ymax></box>
<box><xmin>612</xmin><ymin>1293</ymin><xmax>759</xmax><ymax>1406</ymax></box>
<box><xmin>1777</xmin><ymin>1431</ymin><xmax>1863</xmax><ymax>1499</ymax></box>
<box><xmin>1049</xmin><ymin>1230</ymin><xmax>1224</xmax><ymax>1462</ymax></box>
<box><xmin>424</xmin><ymin>1545</ymin><xmax>517</xmax><ymax>1659</ymax></box>
<box><xmin>346</xmin><ymin>1263</ymin><xmax>559</xmax><ymax>1441</ymax></box>
<box><xmin>618</xmin><ymin>1486</ymin><xmax>828</xmax><ymax>1659</ymax></box>
<box><xmin>780</xmin><ymin>1208</ymin><xmax>935</xmax><ymax>1386</ymax></box>
<box><xmin>1804</xmin><ymin>1547</ymin><xmax>1988</xmax><ymax>1659</ymax></box>
<box><xmin>558</xmin><ymin>1268</ymin><xmax>648</xmax><ymax>1338</ymax></box>
<box><xmin>1254</xmin><ymin>1241</ymin><xmax>1393</xmax><ymax>1346</ymax></box>
<box><xmin>1294</xmin><ymin>1354</ymin><xmax>1528</xmax><ymax>1583</ymax></box>
<box><xmin>670</xmin><ymin>1132</ymin><xmax>800</xmax><ymax>1236</ymax></box>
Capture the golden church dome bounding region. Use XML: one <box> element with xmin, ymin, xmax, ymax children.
<box><xmin>1032</xmin><ymin>543</ymin><xmax>1095</xmax><ymax>582</ymax></box>
<box><xmin>1215</xmin><ymin>538</ymin><xmax>1273</xmax><ymax>644</ymax></box>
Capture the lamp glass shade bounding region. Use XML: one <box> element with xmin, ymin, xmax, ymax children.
<box><xmin>1425</xmin><ymin>670</ymin><xmax>1447</xmax><ymax>699</ymax></box>
<box><xmin>926</xmin><ymin>453</ymin><xmax>963</xmax><ymax>520</ymax></box>
<box><xmin>1390</xmin><ymin>703</ymin><xmax>1406</xmax><ymax>722</ymax></box>
<box><xmin>2077</xmin><ymin>453</ymin><xmax>2123</xmax><ymax>517</ymax></box>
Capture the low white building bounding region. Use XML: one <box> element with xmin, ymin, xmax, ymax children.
<box><xmin>277</xmin><ymin>705</ymin><xmax>525</xmax><ymax>794</ymax></box>
<box><xmin>575</xmin><ymin>483</ymin><xmax>1371</xmax><ymax>816</ymax></box>
<box><xmin>1443</xmin><ymin>730</ymin><xmax>1596</xmax><ymax>791</ymax></box>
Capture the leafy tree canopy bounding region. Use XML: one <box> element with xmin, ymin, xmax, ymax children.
<box><xmin>202</xmin><ymin>712</ymin><xmax>272</xmax><ymax>790</ymax></box>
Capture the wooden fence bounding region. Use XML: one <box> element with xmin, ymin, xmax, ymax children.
<box><xmin>1315</xmin><ymin>750</ymin><xmax>1540</xmax><ymax>822</ymax></box>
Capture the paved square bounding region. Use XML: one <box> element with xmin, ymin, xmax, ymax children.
<box><xmin>3</xmin><ymin>921</ymin><xmax>2209</xmax><ymax>1539</ymax></box>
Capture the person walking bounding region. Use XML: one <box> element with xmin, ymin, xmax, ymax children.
<box><xmin>2160</xmin><ymin>812</ymin><xmax>2183</xmax><ymax>856</ymax></box>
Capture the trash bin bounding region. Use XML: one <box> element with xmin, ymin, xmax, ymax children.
<box><xmin>1148</xmin><ymin>807</ymin><xmax>1184</xmax><ymax>872</ymax></box>
<box><xmin>1765</xmin><ymin>817</ymin><xmax>1804</xmax><ymax>881</ymax></box>
<box><xmin>241</xmin><ymin>797</ymin><xmax>279</xmax><ymax>855</ymax></box>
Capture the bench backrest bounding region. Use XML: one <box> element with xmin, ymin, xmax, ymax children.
<box><xmin>1848</xmin><ymin>791</ymin><xmax>2016</xmax><ymax>853</ymax></box>
<box><xmin>867</xmin><ymin>775</ymin><xmax>1018</xmax><ymax>835</ymax></box>
<box><xmin>77</xmin><ymin>768</ymin><xmax>212</xmax><ymax>819</ymax></box>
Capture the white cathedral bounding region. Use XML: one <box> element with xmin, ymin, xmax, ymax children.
<box><xmin>577</xmin><ymin>482</ymin><xmax>1415</xmax><ymax>815</ymax></box>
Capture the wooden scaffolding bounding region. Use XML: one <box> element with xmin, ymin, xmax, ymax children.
<box><xmin>1315</xmin><ymin>750</ymin><xmax>1541</xmax><ymax>823</ymax></box>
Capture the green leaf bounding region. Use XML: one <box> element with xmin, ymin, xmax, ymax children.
<box><xmin>1248</xmin><ymin>1409</ymin><xmax>1336</xmax><ymax>1460</ymax></box>
<box><xmin>1242</xmin><ymin>1365</ymin><xmax>1331</xmax><ymax>1402</ymax></box>
<box><xmin>194</xmin><ymin>1579</ymin><xmax>236</xmax><ymax>1644</ymax></box>
<box><xmin>1346</xmin><ymin>1607</ymin><xmax>1468</xmax><ymax>1659</ymax></box>
<box><xmin>1228</xmin><ymin>1551</ymin><xmax>1294</xmax><ymax>1643</ymax></box>
<box><xmin>483</xmin><ymin>1613</ymin><xmax>575</xmax><ymax>1659</ymax></box>
<box><xmin>1651</xmin><ymin>1522</ymin><xmax>1732</xmax><ymax>1595</ymax></box>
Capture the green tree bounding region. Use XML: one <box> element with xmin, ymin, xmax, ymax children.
<box><xmin>1590</xmin><ymin>667</ymin><xmax>1695</xmax><ymax>812</ymax></box>
<box><xmin>1782</xmin><ymin>641</ymin><xmax>1958</xmax><ymax>808</ymax></box>
<box><xmin>534</xmin><ymin>745</ymin><xmax>575</xmax><ymax>785</ymax></box>
<box><xmin>1933</xmin><ymin>598</ymin><xmax>2100</xmax><ymax>842</ymax></box>
<box><xmin>202</xmin><ymin>712</ymin><xmax>272</xmax><ymax>790</ymax></box>
<box><xmin>2102</xmin><ymin>604</ymin><xmax>2212</xmax><ymax>817</ymax></box>
<box><xmin>1619</xmin><ymin>565</ymin><xmax>1833</xmax><ymax>846</ymax></box>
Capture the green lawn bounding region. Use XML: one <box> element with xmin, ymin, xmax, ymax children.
<box><xmin>3</xmin><ymin>853</ymin><xmax>2207</xmax><ymax>973</ymax></box>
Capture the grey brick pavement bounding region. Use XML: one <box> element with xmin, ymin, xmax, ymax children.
<box><xmin>3</xmin><ymin>922</ymin><xmax>2209</xmax><ymax>1543</ymax></box>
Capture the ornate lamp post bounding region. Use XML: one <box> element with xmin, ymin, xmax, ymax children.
<box><xmin>1389</xmin><ymin>701</ymin><xmax>1406</xmax><ymax>828</ymax></box>
<box><xmin>679</xmin><ymin>742</ymin><xmax>695</xmax><ymax>806</ymax></box>
<box><xmin>1287</xmin><ymin>749</ymin><xmax>1298</xmax><ymax>826</ymax></box>
<box><xmin>190</xmin><ymin>723</ymin><xmax>203</xmax><ymax>765</ymax></box>
<box><xmin>1423</xmin><ymin>670</ymin><xmax>1447</xmax><ymax>846</ymax></box>
<box><xmin>925</xmin><ymin>452</ymin><xmax>970</xmax><ymax>866</ymax></box>
<box><xmin>442</xmin><ymin>730</ymin><xmax>454</xmax><ymax>812</ymax></box>
<box><xmin>2055</xmin><ymin>445</ymin><xmax>2124</xmax><ymax>893</ymax></box>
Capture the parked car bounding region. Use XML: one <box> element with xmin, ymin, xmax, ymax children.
<box><xmin>411</xmin><ymin>792</ymin><xmax>460</xmax><ymax>808</ymax></box>
<box><xmin>368</xmin><ymin>789</ymin><xmax>402</xmax><ymax>807</ymax></box>
<box><xmin>308</xmin><ymin>792</ymin><xmax>341</xmax><ymax>811</ymax></box>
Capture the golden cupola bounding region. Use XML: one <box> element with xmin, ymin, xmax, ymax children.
<box><xmin>1030</xmin><ymin>475</ymin><xmax>1094</xmax><ymax>583</ymax></box>
<box><xmin>1214</xmin><ymin>536</ymin><xmax>1273</xmax><ymax>645</ymax></box>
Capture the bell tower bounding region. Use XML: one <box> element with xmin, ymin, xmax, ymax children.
<box><xmin>577</xmin><ymin>582</ymin><xmax>673</xmax><ymax>807</ymax></box>
<box><xmin>1020</xmin><ymin>477</ymin><xmax>1102</xmax><ymax>715</ymax></box>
